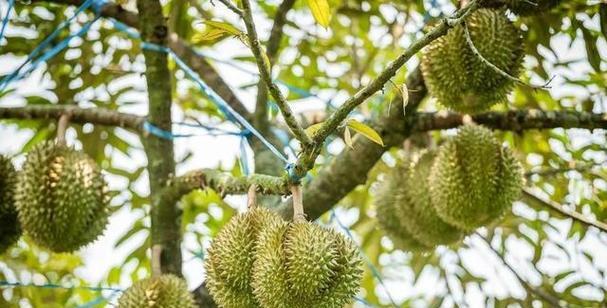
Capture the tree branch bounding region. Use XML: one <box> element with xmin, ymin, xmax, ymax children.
<box><xmin>253</xmin><ymin>0</ymin><xmax>296</xmax><ymax>134</ymax></box>
<box><xmin>0</xmin><ymin>105</ymin><xmax>144</xmax><ymax>131</ymax></box>
<box><xmin>32</xmin><ymin>0</ymin><xmax>252</xmax><ymax>121</ymax></box>
<box><xmin>251</xmin><ymin>0</ymin><xmax>297</xmax><ymax>181</ymax></box>
<box><xmin>276</xmin><ymin>67</ymin><xmax>428</xmax><ymax>220</ymax></box>
<box><xmin>290</xmin><ymin>0</ymin><xmax>480</xmax><ymax>179</ymax></box>
<box><xmin>239</xmin><ymin>0</ymin><xmax>312</xmax><ymax>146</ymax></box>
<box><xmin>136</xmin><ymin>0</ymin><xmax>182</xmax><ymax>276</ymax></box>
<box><xmin>410</xmin><ymin>109</ymin><xmax>607</xmax><ymax>132</ymax></box>
<box><xmin>522</xmin><ymin>188</ymin><xmax>607</xmax><ymax>233</ymax></box>
<box><xmin>474</xmin><ymin>233</ymin><xmax>563</xmax><ymax>307</ymax></box>
<box><xmin>159</xmin><ymin>169</ymin><xmax>290</xmax><ymax>208</ymax></box>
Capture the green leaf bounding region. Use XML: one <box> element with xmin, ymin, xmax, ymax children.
<box><xmin>306</xmin><ymin>0</ymin><xmax>332</xmax><ymax>28</ymax></box>
<box><xmin>346</xmin><ymin>119</ymin><xmax>384</xmax><ymax>147</ymax></box>
<box><xmin>203</xmin><ymin>20</ymin><xmax>242</xmax><ymax>36</ymax></box>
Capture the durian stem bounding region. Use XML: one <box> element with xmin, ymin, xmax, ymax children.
<box><xmin>463</xmin><ymin>22</ymin><xmax>553</xmax><ymax>90</ymax></box>
<box><xmin>247</xmin><ymin>184</ymin><xmax>257</xmax><ymax>209</ymax></box>
<box><xmin>55</xmin><ymin>113</ymin><xmax>71</xmax><ymax>146</ymax></box>
<box><xmin>152</xmin><ymin>244</ymin><xmax>162</xmax><ymax>277</ymax></box>
<box><xmin>291</xmin><ymin>185</ymin><xmax>306</xmax><ymax>222</ymax></box>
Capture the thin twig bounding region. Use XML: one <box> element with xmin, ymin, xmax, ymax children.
<box><xmin>525</xmin><ymin>162</ymin><xmax>605</xmax><ymax>178</ymax></box>
<box><xmin>474</xmin><ymin>233</ymin><xmax>563</xmax><ymax>307</ymax></box>
<box><xmin>522</xmin><ymin>188</ymin><xmax>607</xmax><ymax>233</ymax></box>
<box><xmin>463</xmin><ymin>22</ymin><xmax>553</xmax><ymax>90</ymax></box>
<box><xmin>215</xmin><ymin>0</ymin><xmax>244</xmax><ymax>17</ymax></box>
<box><xmin>239</xmin><ymin>0</ymin><xmax>312</xmax><ymax>146</ymax></box>
<box><xmin>55</xmin><ymin>113</ymin><xmax>71</xmax><ymax>145</ymax></box>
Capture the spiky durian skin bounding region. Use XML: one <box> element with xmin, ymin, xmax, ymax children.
<box><xmin>374</xmin><ymin>165</ymin><xmax>432</xmax><ymax>252</ymax></box>
<box><xmin>0</xmin><ymin>155</ymin><xmax>21</xmax><ymax>253</ymax></box>
<box><xmin>429</xmin><ymin>125</ymin><xmax>523</xmax><ymax>231</ymax></box>
<box><xmin>421</xmin><ymin>9</ymin><xmax>523</xmax><ymax>112</ymax></box>
<box><xmin>118</xmin><ymin>274</ymin><xmax>196</xmax><ymax>308</ymax></box>
<box><xmin>396</xmin><ymin>152</ymin><xmax>465</xmax><ymax>247</ymax></box>
<box><xmin>205</xmin><ymin>207</ymin><xmax>280</xmax><ymax>308</ymax></box>
<box><xmin>15</xmin><ymin>142</ymin><xmax>109</xmax><ymax>252</ymax></box>
<box><xmin>252</xmin><ymin>220</ymin><xmax>363</xmax><ymax>308</ymax></box>
<box><xmin>483</xmin><ymin>0</ymin><xmax>562</xmax><ymax>16</ymax></box>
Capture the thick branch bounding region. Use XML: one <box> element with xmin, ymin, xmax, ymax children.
<box><xmin>410</xmin><ymin>109</ymin><xmax>607</xmax><ymax>132</ymax></box>
<box><xmin>136</xmin><ymin>0</ymin><xmax>181</xmax><ymax>276</ymax></box>
<box><xmin>522</xmin><ymin>188</ymin><xmax>607</xmax><ymax>233</ymax></box>
<box><xmin>159</xmin><ymin>169</ymin><xmax>290</xmax><ymax>207</ymax></box>
<box><xmin>291</xmin><ymin>0</ymin><xmax>480</xmax><ymax>179</ymax></box>
<box><xmin>0</xmin><ymin>105</ymin><xmax>144</xmax><ymax>131</ymax></box>
<box><xmin>239</xmin><ymin>0</ymin><xmax>312</xmax><ymax>146</ymax></box>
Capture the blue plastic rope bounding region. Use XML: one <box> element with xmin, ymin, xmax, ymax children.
<box><xmin>239</xmin><ymin>135</ymin><xmax>252</xmax><ymax>175</ymax></box>
<box><xmin>0</xmin><ymin>0</ymin><xmax>100</xmax><ymax>92</ymax></box>
<box><xmin>0</xmin><ymin>0</ymin><xmax>14</xmax><ymax>44</ymax></box>
<box><xmin>330</xmin><ymin>210</ymin><xmax>399</xmax><ymax>308</ymax></box>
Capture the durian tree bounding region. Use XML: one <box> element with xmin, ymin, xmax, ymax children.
<box><xmin>1</xmin><ymin>0</ymin><xmax>607</xmax><ymax>306</ymax></box>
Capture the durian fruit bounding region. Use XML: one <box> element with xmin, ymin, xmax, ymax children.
<box><xmin>483</xmin><ymin>0</ymin><xmax>562</xmax><ymax>16</ymax></box>
<box><xmin>374</xmin><ymin>164</ymin><xmax>432</xmax><ymax>252</ymax></box>
<box><xmin>0</xmin><ymin>155</ymin><xmax>21</xmax><ymax>253</ymax></box>
<box><xmin>205</xmin><ymin>207</ymin><xmax>281</xmax><ymax>308</ymax></box>
<box><xmin>118</xmin><ymin>274</ymin><xmax>196</xmax><ymax>308</ymax></box>
<box><xmin>429</xmin><ymin>125</ymin><xmax>523</xmax><ymax>231</ymax></box>
<box><xmin>15</xmin><ymin>141</ymin><xmax>109</xmax><ymax>252</ymax></box>
<box><xmin>395</xmin><ymin>152</ymin><xmax>466</xmax><ymax>247</ymax></box>
<box><xmin>252</xmin><ymin>219</ymin><xmax>363</xmax><ymax>308</ymax></box>
<box><xmin>421</xmin><ymin>9</ymin><xmax>523</xmax><ymax>112</ymax></box>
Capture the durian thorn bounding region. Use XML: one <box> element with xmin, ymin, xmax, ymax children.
<box><xmin>463</xmin><ymin>22</ymin><xmax>552</xmax><ymax>90</ymax></box>
<box><xmin>151</xmin><ymin>244</ymin><xmax>163</xmax><ymax>277</ymax></box>
<box><xmin>247</xmin><ymin>184</ymin><xmax>257</xmax><ymax>209</ymax></box>
<box><xmin>290</xmin><ymin>185</ymin><xmax>306</xmax><ymax>222</ymax></box>
<box><xmin>55</xmin><ymin>113</ymin><xmax>72</xmax><ymax>146</ymax></box>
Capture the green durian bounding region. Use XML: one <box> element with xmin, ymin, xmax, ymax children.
<box><xmin>205</xmin><ymin>207</ymin><xmax>280</xmax><ymax>308</ymax></box>
<box><xmin>482</xmin><ymin>0</ymin><xmax>562</xmax><ymax>15</ymax></box>
<box><xmin>395</xmin><ymin>152</ymin><xmax>466</xmax><ymax>247</ymax></box>
<box><xmin>118</xmin><ymin>274</ymin><xmax>196</xmax><ymax>308</ymax></box>
<box><xmin>429</xmin><ymin>124</ymin><xmax>523</xmax><ymax>231</ymax></box>
<box><xmin>15</xmin><ymin>141</ymin><xmax>109</xmax><ymax>252</ymax></box>
<box><xmin>0</xmin><ymin>155</ymin><xmax>21</xmax><ymax>253</ymax></box>
<box><xmin>252</xmin><ymin>220</ymin><xmax>363</xmax><ymax>308</ymax></box>
<box><xmin>374</xmin><ymin>164</ymin><xmax>432</xmax><ymax>252</ymax></box>
<box><xmin>421</xmin><ymin>9</ymin><xmax>524</xmax><ymax>112</ymax></box>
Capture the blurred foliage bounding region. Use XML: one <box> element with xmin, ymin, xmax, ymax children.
<box><xmin>0</xmin><ymin>0</ymin><xmax>606</xmax><ymax>307</ymax></box>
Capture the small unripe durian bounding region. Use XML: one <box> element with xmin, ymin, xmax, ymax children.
<box><xmin>0</xmin><ymin>155</ymin><xmax>21</xmax><ymax>253</ymax></box>
<box><xmin>118</xmin><ymin>274</ymin><xmax>196</xmax><ymax>308</ymax></box>
<box><xmin>205</xmin><ymin>207</ymin><xmax>280</xmax><ymax>308</ymax></box>
<box><xmin>15</xmin><ymin>141</ymin><xmax>109</xmax><ymax>252</ymax></box>
<box><xmin>421</xmin><ymin>9</ymin><xmax>523</xmax><ymax>112</ymax></box>
<box><xmin>374</xmin><ymin>165</ymin><xmax>432</xmax><ymax>251</ymax></box>
<box><xmin>252</xmin><ymin>220</ymin><xmax>363</xmax><ymax>308</ymax></box>
<box><xmin>429</xmin><ymin>125</ymin><xmax>523</xmax><ymax>231</ymax></box>
<box><xmin>396</xmin><ymin>152</ymin><xmax>466</xmax><ymax>247</ymax></box>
